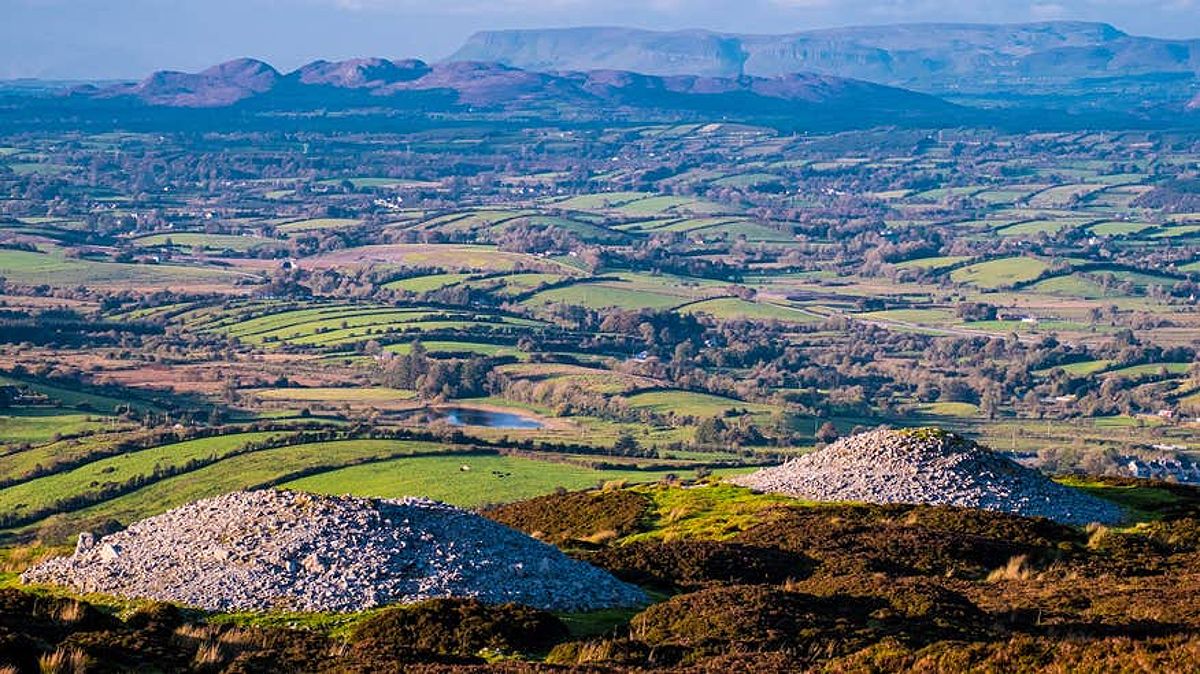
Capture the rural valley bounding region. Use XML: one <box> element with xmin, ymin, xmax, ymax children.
<box><xmin>0</xmin><ymin>15</ymin><xmax>1199</xmax><ymax>674</ymax></box>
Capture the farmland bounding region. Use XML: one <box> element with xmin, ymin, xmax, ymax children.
<box><xmin>0</xmin><ymin>109</ymin><xmax>1197</xmax><ymax>576</ymax></box>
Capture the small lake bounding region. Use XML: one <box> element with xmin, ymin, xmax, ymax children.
<box><xmin>412</xmin><ymin>406</ymin><xmax>543</xmax><ymax>429</ymax></box>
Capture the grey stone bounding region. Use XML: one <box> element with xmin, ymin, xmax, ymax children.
<box><xmin>21</xmin><ymin>489</ymin><xmax>646</xmax><ymax>613</ymax></box>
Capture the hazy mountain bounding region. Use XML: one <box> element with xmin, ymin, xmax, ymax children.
<box><xmin>450</xmin><ymin>22</ymin><xmax>1200</xmax><ymax>107</ymax></box>
<box><xmin>102</xmin><ymin>58</ymin><xmax>281</xmax><ymax>107</ymax></box>
<box><xmin>293</xmin><ymin>58</ymin><xmax>430</xmax><ymax>88</ymax></box>
<box><xmin>77</xmin><ymin>57</ymin><xmax>962</xmax><ymax>128</ymax></box>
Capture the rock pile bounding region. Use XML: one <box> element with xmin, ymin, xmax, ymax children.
<box><xmin>22</xmin><ymin>490</ymin><xmax>647</xmax><ymax>613</ymax></box>
<box><xmin>732</xmin><ymin>428</ymin><xmax>1123</xmax><ymax>525</ymax></box>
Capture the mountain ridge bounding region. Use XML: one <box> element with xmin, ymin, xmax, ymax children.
<box><xmin>76</xmin><ymin>57</ymin><xmax>964</xmax><ymax>128</ymax></box>
<box><xmin>449</xmin><ymin>21</ymin><xmax>1200</xmax><ymax>108</ymax></box>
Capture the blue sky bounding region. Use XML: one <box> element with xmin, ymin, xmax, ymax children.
<box><xmin>2</xmin><ymin>0</ymin><xmax>1198</xmax><ymax>79</ymax></box>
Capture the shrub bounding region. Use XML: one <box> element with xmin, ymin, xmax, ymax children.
<box><xmin>586</xmin><ymin>540</ymin><xmax>812</xmax><ymax>591</ymax></box>
<box><xmin>350</xmin><ymin>598</ymin><xmax>568</xmax><ymax>657</ymax></box>
<box><xmin>482</xmin><ymin>489</ymin><xmax>650</xmax><ymax>546</ymax></box>
<box><xmin>734</xmin><ymin>504</ymin><xmax>1067</xmax><ymax>578</ymax></box>
<box><xmin>627</xmin><ymin>585</ymin><xmax>873</xmax><ymax>658</ymax></box>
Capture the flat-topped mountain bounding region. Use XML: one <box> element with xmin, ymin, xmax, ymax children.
<box><xmin>450</xmin><ymin>22</ymin><xmax>1200</xmax><ymax>106</ymax></box>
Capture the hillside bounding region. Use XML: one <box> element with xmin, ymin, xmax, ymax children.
<box><xmin>79</xmin><ymin>57</ymin><xmax>963</xmax><ymax>127</ymax></box>
<box><xmin>450</xmin><ymin>22</ymin><xmax>1200</xmax><ymax>108</ymax></box>
<box><xmin>9</xmin><ymin>477</ymin><xmax>1200</xmax><ymax>671</ymax></box>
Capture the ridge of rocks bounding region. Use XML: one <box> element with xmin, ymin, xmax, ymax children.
<box><xmin>22</xmin><ymin>489</ymin><xmax>647</xmax><ymax>613</ymax></box>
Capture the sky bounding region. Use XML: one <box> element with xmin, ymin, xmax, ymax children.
<box><xmin>2</xmin><ymin>0</ymin><xmax>1198</xmax><ymax>80</ymax></box>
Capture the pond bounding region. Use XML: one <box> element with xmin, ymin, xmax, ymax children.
<box><xmin>409</xmin><ymin>406</ymin><xmax>544</xmax><ymax>429</ymax></box>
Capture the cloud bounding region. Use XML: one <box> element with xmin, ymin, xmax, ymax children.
<box><xmin>1030</xmin><ymin>2</ymin><xmax>1068</xmax><ymax>18</ymax></box>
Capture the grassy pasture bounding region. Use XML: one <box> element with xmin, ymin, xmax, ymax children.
<box><xmin>0</xmin><ymin>249</ymin><xmax>246</xmax><ymax>288</ymax></box>
<box><xmin>276</xmin><ymin>218</ymin><xmax>361</xmax><ymax>233</ymax></box>
<box><xmin>950</xmin><ymin>257</ymin><xmax>1051</xmax><ymax>288</ymax></box>
<box><xmin>219</xmin><ymin>308</ymin><xmax>441</xmax><ymax>341</ymax></box>
<box><xmin>1027</xmin><ymin>274</ymin><xmax>1112</xmax><ymax>299</ymax></box>
<box><xmin>1150</xmin><ymin>224</ymin><xmax>1200</xmax><ymax>240</ymax></box>
<box><xmin>912</xmin><ymin>402</ymin><xmax>980</xmax><ymax>418</ymax></box>
<box><xmin>996</xmin><ymin>218</ymin><xmax>1092</xmax><ymax>237</ymax></box>
<box><xmin>1088</xmin><ymin>221</ymin><xmax>1156</xmax><ymax>237</ymax></box>
<box><xmin>282</xmin><ymin>318</ymin><xmax>536</xmax><ymax>348</ymax></box>
<box><xmin>1088</xmin><ymin>269</ymin><xmax>1182</xmax><ymax>291</ymax></box>
<box><xmin>306</xmin><ymin>244</ymin><xmax>575</xmax><ymax>274</ymax></box>
<box><xmin>613</xmin><ymin>195</ymin><xmax>728</xmax><ymax>216</ymax></box>
<box><xmin>132</xmin><ymin>233</ymin><xmax>278</xmax><ymax>252</ymax></box>
<box><xmin>0</xmin><ymin>431</ymin><xmax>290</xmax><ymax>519</ymax></box>
<box><xmin>383</xmin><ymin>273</ymin><xmax>472</xmax><ymax>293</ymax></box>
<box><xmin>0</xmin><ymin>412</ymin><xmax>110</xmax><ymax>447</ymax></box>
<box><xmin>465</xmin><ymin>272</ymin><xmax>571</xmax><ymax>295</ymax></box>
<box><xmin>625</xmin><ymin>390</ymin><xmax>774</xmax><ymax>418</ymax></box>
<box><xmin>961</xmin><ymin>318</ymin><xmax>1102</xmax><ymax>335</ymax></box>
<box><xmin>11</xmin><ymin>439</ymin><xmax>451</xmax><ymax>535</ymax></box>
<box><xmin>893</xmin><ymin>256</ymin><xmax>970</xmax><ymax>271</ymax></box>
<box><xmin>385</xmin><ymin>341</ymin><xmax>521</xmax><ymax>358</ymax></box>
<box><xmin>711</xmin><ymin>173</ymin><xmax>782</xmax><ymax>188</ymax></box>
<box><xmin>857</xmin><ymin>308</ymin><xmax>957</xmax><ymax>326</ymax></box>
<box><xmin>694</xmin><ymin>221</ymin><xmax>794</xmax><ymax>243</ymax></box>
<box><xmin>548</xmin><ymin>192</ymin><xmax>654</xmax><ymax>210</ymax></box>
<box><xmin>0</xmin><ymin>432</ymin><xmax>137</xmax><ymax>482</ymax></box>
<box><xmin>908</xmin><ymin>186</ymin><xmax>987</xmax><ymax>202</ymax></box>
<box><xmin>1101</xmin><ymin>363</ymin><xmax>1190</xmax><ymax>380</ymax></box>
<box><xmin>1027</xmin><ymin>184</ymin><xmax>1107</xmax><ymax>207</ymax></box>
<box><xmin>1035</xmin><ymin>360</ymin><xmax>1114</xmax><ymax>376</ymax></box>
<box><xmin>284</xmin><ymin>454</ymin><xmax>715</xmax><ymax>508</ymax></box>
<box><xmin>504</xmin><ymin>215</ymin><xmax>626</xmax><ymax>243</ymax></box>
<box><xmin>249</xmin><ymin>388</ymin><xmax>416</xmax><ymax>403</ymax></box>
<box><xmin>0</xmin><ymin>375</ymin><xmax>158</xmax><ymax>414</ymax></box>
<box><xmin>492</xmin><ymin>363</ymin><xmax>652</xmax><ymax>396</ymax></box>
<box><xmin>972</xmin><ymin>185</ymin><xmax>1049</xmax><ymax>205</ymax></box>
<box><xmin>199</xmin><ymin>303</ymin><xmax>544</xmax><ymax>348</ymax></box>
<box><xmin>524</xmin><ymin>281</ymin><xmax>688</xmax><ymax>311</ymax></box>
<box><xmin>680</xmin><ymin>298</ymin><xmax>817</xmax><ymax>323</ymax></box>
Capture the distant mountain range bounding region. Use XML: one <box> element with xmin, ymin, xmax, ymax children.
<box><xmin>69</xmin><ymin>57</ymin><xmax>964</xmax><ymax>128</ymax></box>
<box><xmin>15</xmin><ymin>21</ymin><xmax>1200</xmax><ymax>131</ymax></box>
<box><xmin>450</xmin><ymin>22</ymin><xmax>1200</xmax><ymax>110</ymax></box>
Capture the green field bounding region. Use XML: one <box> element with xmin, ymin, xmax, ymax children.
<box><xmin>0</xmin><ymin>249</ymin><xmax>245</xmax><ymax>287</ymax></box>
<box><xmin>913</xmin><ymin>402</ymin><xmax>980</xmax><ymax>417</ymax></box>
<box><xmin>680</xmin><ymin>298</ymin><xmax>817</xmax><ymax>323</ymax></box>
<box><xmin>276</xmin><ymin>218</ymin><xmax>361</xmax><ymax>233</ymax></box>
<box><xmin>1035</xmin><ymin>359</ymin><xmax>1114</xmax><ymax>376</ymax></box>
<box><xmin>1088</xmin><ymin>221</ymin><xmax>1156</xmax><ymax>237</ymax></box>
<box><xmin>857</xmin><ymin>308</ymin><xmax>957</xmax><ymax>327</ymax></box>
<box><xmin>285</xmin><ymin>454</ymin><xmax>724</xmax><ymax>508</ymax></box>
<box><xmin>0</xmin><ymin>431</ymin><xmax>290</xmax><ymax>518</ymax></box>
<box><xmin>625</xmin><ymin>390</ymin><xmax>773</xmax><ymax>418</ymax></box>
<box><xmin>0</xmin><ymin>411</ymin><xmax>109</xmax><ymax>446</ymax></box>
<box><xmin>10</xmin><ymin>439</ymin><xmax>450</xmax><ymax>535</ymax></box>
<box><xmin>1028</xmin><ymin>274</ymin><xmax>1112</xmax><ymax>299</ymax></box>
<box><xmin>132</xmin><ymin>232</ymin><xmax>278</xmax><ymax>252</ymax></box>
<box><xmin>525</xmin><ymin>281</ymin><xmax>688</xmax><ymax>311</ymax></box>
<box><xmin>950</xmin><ymin>257</ymin><xmax>1051</xmax><ymax>288</ymax></box>
<box><xmin>893</xmin><ymin>256</ymin><xmax>970</xmax><ymax>271</ymax></box>
<box><xmin>193</xmin><ymin>303</ymin><xmax>542</xmax><ymax>348</ymax></box>
<box><xmin>548</xmin><ymin>192</ymin><xmax>654</xmax><ymax>210</ymax></box>
<box><xmin>250</xmin><ymin>387</ymin><xmax>417</xmax><ymax>403</ymax></box>
<box><xmin>996</xmin><ymin>218</ymin><xmax>1091</xmax><ymax>237</ymax></box>
<box><xmin>1102</xmin><ymin>363</ymin><xmax>1190</xmax><ymax>379</ymax></box>
<box><xmin>385</xmin><ymin>341</ymin><xmax>521</xmax><ymax>358</ymax></box>
<box><xmin>383</xmin><ymin>273</ymin><xmax>472</xmax><ymax>293</ymax></box>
